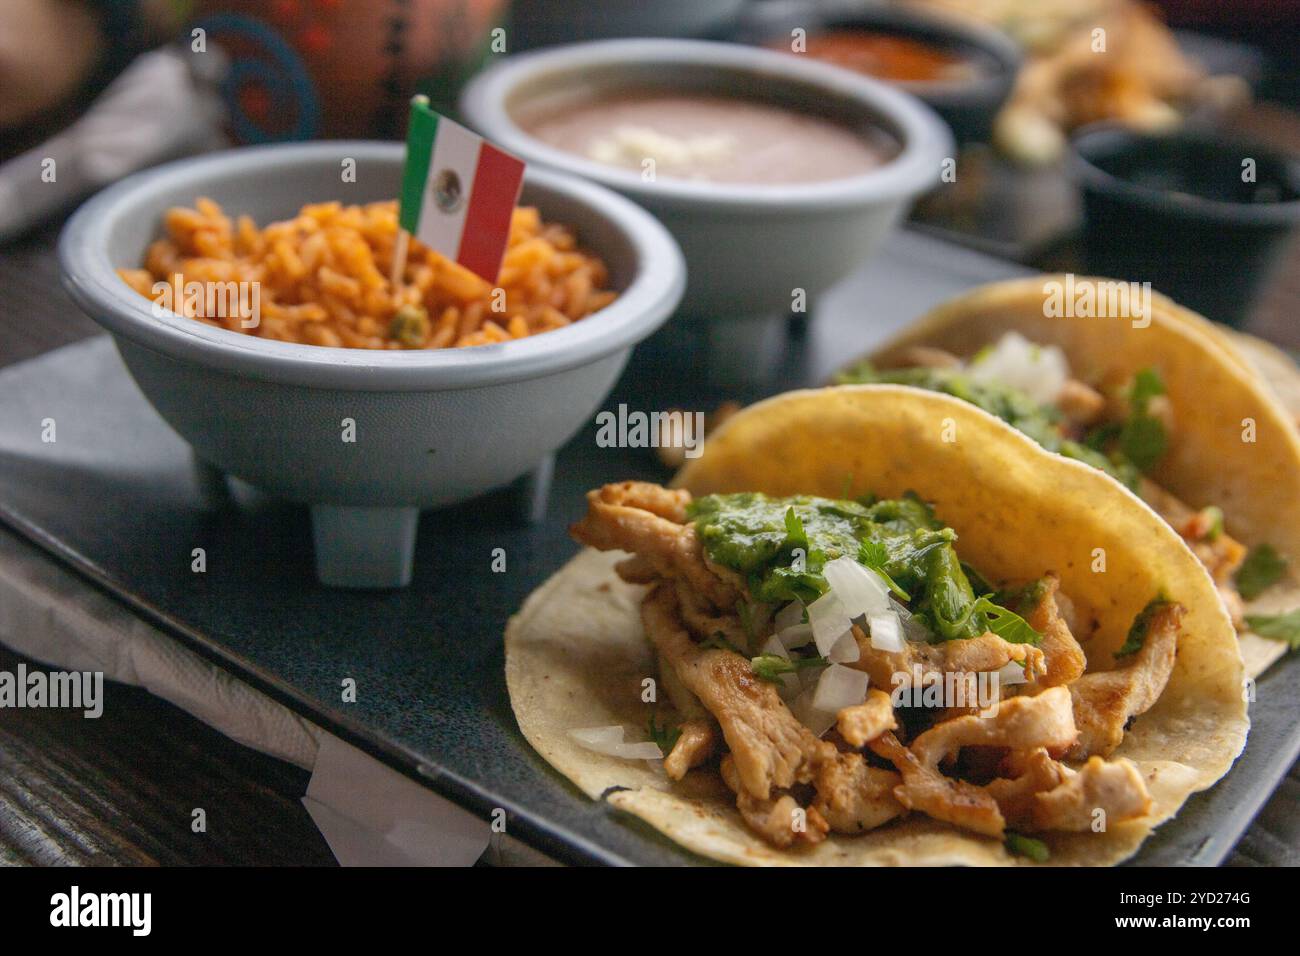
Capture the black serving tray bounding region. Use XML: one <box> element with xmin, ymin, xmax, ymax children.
<box><xmin>2</xmin><ymin>230</ymin><xmax>1295</xmax><ymax>865</ymax></box>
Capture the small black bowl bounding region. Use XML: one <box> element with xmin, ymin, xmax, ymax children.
<box><xmin>1071</xmin><ymin>124</ymin><xmax>1300</xmax><ymax>327</ymax></box>
<box><xmin>736</xmin><ymin>0</ymin><xmax>1021</xmax><ymax>143</ymax></box>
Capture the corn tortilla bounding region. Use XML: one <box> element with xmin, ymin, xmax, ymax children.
<box><xmin>505</xmin><ymin>386</ymin><xmax>1248</xmax><ymax>866</ymax></box>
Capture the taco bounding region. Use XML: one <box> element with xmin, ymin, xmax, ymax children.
<box><xmin>1108</xmin><ymin>287</ymin><xmax>1300</xmax><ymax>429</ymax></box>
<box><xmin>1220</xmin><ymin>330</ymin><xmax>1300</xmax><ymax>428</ymax></box>
<box><xmin>505</xmin><ymin>386</ymin><xmax>1247</xmax><ymax>866</ymax></box>
<box><xmin>1096</xmin><ymin>283</ymin><xmax>1300</xmax><ymax>431</ymax></box>
<box><xmin>836</xmin><ymin>276</ymin><xmax>1300</xmax><ymax>675</ymax></box>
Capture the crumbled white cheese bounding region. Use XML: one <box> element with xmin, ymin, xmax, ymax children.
<box><xmin>587</xmin><ymin>125</ymin><xmax>735</xmax><ymax>176</ymax></box>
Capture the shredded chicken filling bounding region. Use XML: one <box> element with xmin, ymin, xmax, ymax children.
<box><xmin>572</xmin><ymin>481</ymin><xmax>1171</xmax><ymax>852</ymax></box>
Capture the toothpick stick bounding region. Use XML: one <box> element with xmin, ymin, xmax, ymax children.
<box><xmin>390</xmin><ymin>228</ymin><xmax>410</xmax><ymax>290</ymax></box>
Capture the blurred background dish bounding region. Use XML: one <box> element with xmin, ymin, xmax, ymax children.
<box><xmin>892</xmin><ymin>0</ymin><xmax>1263</xmax><ymax>263</ymax></box>
<box><xmin>1071</xmin><ymin>124</ymin><xmax>1300</xmax><ymax>327</ymax></box>
<box><xmin>462</xmin><ymin>38</ymin><xmax>951</xmax><ymax>380</ymax></box>
<box><xmin>738</xmin><ymin>0</ymin><xmax>1022</xmax><ymax>143</ymax></box>
<box><xmin>507</xmin><ymin>0</ymin><xmax>748</xmax><ymax>49</ymax></box>
<box><xmin>188</xmin><ymin>0</ymin><xmax>507</xmax><ymax>140</ymax></box>
<box><xmin>909</xmin><ymin>0</ymin><xmax>1250</xmax><ymax>166</ymax></box>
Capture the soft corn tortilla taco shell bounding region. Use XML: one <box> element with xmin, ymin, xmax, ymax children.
<box><xmin>1225</xmin><ymin>331</ymin><xmax>1300</xmax><ymax>426</ymax></box>
<box><xmin>863</xmin><ymin>276</ymin><xmax>1300</xmax><ymax>676</ymax></box>
<box><xmin>1123</xmin><ymin>290</ymin><xmax>1300</xmax><ymax>425</ymax></box>
<box><xmin>505</xmin><ymin>386</ymin><xmax>1248</xmax><ymax>866</ymax></box>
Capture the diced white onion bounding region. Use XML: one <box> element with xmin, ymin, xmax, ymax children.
<box><xmin>778</xmin><ymin>622</ymin><xmax>814</xmax><ymax>649</ymax></box>
<box><xmin>811</xmin><ymin>663</ymin><xmax>870</xmax><ymax>714</ymax></box>
<box><xmin>808</xmin><ymin>589</ymin><xmax>853</xmax><ymax>656</ymax></box>
<box><xmin>568</xmin><ymin>725</ymin><xmax>663</xmax><ymax>760</ymax></box>
<box><xmin>867</xmin><ymin>610</ymin><xmax>904</xmax><ymax>652</ymax></box>
<box><xmin>966</xmin><ymin>331</ymin><xmax>1069</xmax><ymax>406</ymax></box>
<box><xmin>759</xmin><ymin>634</ymin><xmax>790</xmax><ymax>659</ymax></box>
<box><xmin>996</xmin><ymin>660</ymin><xmax>1028</xmax><ymax>687</ymax></box>
<box><xmin>821</xmin><ymin>555</ymin><xmax>891</xmax><ymax>618</ymax></box>
<box><xmin>827</xmin><ymin>629</ymin><xmax>861</xmax><ymax>663</ymax></box>
<box><xmin>774</xmin><ymin>601</ymin><xmax>806</xmax><ymax>632</ymax></box>
<box><xmin>790</xmin><ymin>690</ymin><xmax>838</xmax><ymax>737</ymax></box>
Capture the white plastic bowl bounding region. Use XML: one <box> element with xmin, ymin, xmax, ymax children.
<box><xmin>461</xmin><ymin>39</ymin><xmax>953</xmax><ymax>320</ymax></box>
<box><xmin>59</xmin><ymin>141</ymin><xmax>685</xmax><ymax>588</ymax></box>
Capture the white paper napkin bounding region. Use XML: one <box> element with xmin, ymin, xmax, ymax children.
<box><xmin>0</xmin><ymin>528</ymin><xmax>499</xmax><ymax>866</ymax></box>
<box><xmin>304</xmin><ymin>733</ymin><xmax>489</xmax><ymax>866</ymax></box>
<box><xmin>0</xmin><ymin>46</ymin><xmax>227</xmax><ymax>243</ymax></box>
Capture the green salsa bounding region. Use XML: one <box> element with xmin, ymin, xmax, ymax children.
<box><xmin>1115</xmin><ymin>596</ymin><xmax>1171</xmax><ymax>658</ymax></box>
<box><xmin>836</xmin><ymin>363</ymin><xmax>1140</xmax><ymax>488</ymax></box>
<box><xmin>688</xmin><ymin>492</ymin><xmax>1039</xmax><ymax>644</ymax></box>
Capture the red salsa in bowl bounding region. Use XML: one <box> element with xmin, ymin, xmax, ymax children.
<box><xmin>785</xmin><ymin>30</ymin><xmax>982</xmax><ymax>85</ymax></box>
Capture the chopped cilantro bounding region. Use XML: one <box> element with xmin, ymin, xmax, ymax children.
<box><xmin>1244</xmin><ymin>610</ymin><xmax>1300</xmax><ymax>650</ymax></box>
<box><xmin>1118</xmin><ymin>414</ymin><xmax>1168</xmax><ymax>473</ymax></box>
<box><xmin>1236</xmin><ymin>544</ymin><xmax>1287</xmax><ymax>601</ymax></box>
<box><xmin>646</xmin><ymin>714</ymin><xmax>681</xmax><ymax>755</ymax></box>
<box><xmin>1005</xmin><ymin>831</ymin><xmax>1050</xmax><ymax>862</ymax></box>
<box><xmin>750</xmin><ymin>654</ymin><xmax>829</xmax><ymax>683</ymax></box>
<box><xmin>972</xmin><ymin>596</ymin><xmax>1043</xmax><ymax>645</ymax></box>
<box><xmin>1118</xmin><ymin>367</ymin><xmax>1168</xmax><ymax>472</ymax></box>
<box><xmin>783</xmin><ymin>506</ymin><xmax>808</xmax><ymax>551</ymax></box>
<box><xmin>1129</xmin><ymin>366</ymin><xmax>1166</xmax><ymax>407</ymax></box>
<box><xmin>1116</xmin><ymin>597</ymin><xmax>1169</xmax><ymax>658</ymax></box>
<box><xmin>860</xmin><ymin>539</ymin><xmax>911</xmax><ymax>600</ymax></box>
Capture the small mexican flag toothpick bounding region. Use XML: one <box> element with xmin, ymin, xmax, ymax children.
<box><xmin>392</xmin><ymin>95</ymin><xmax>526</xmax><ymax>288</ymax></box>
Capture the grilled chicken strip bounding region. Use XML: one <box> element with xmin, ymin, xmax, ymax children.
<box><xmin>663</xmin><ymin>718</ymin><xmax>719</xmax><ymax>781</ymax></box>
<box><xmin>641</xmin><ymin>584</ymin><xmax>827</xmax><ymax>801</ymax></box>
<box><xmin>720</xmin><ymin>756</ymin><xmax>828</xmax><ymax>847</ymax></box>
<box><xmin>847</xmin><ymin>625</ymin><xmax>1046</xmax><ymax>692</ymax></box>
<box><xmin>870</xmin><ymin>731</ymin><xmax>1007</xmax><ymax>838</ymax></box>
<box><xmin>594</xmin><ymin>479</ymin><xmax>690</xmax><ymax>522</ymax></box>
<box><xmin>675</xmin><ymin>579</ymin><xmax>751</xmax><ymax>652</ymax></box>
<box><xmin>572</xmin><ymin>482</ymin><xmax>741</xmax><ymax>608</ymax></box>
<box><xmin>909</xmin><ymin>686</ymin><xmax>1078</xmax><ymax>769</ymax></box>
<box><xmin>871</xmin><ymin>690</ymin><xmax>1077</xmax><ymax>838</ymax></box>
<box><xmin>1056</xmin><ymin>378</ymin><xmax>1108</xmax><ymax>427</ymax></box>
<box><xmin>986</xmin><ymin>747</ymin><xmax>1151</xmax><ymax>832</ymax></box>
<box><xmin>984</xmin><ymin>748</ymin><xmax>1066</xmax><ymax>826</ymax></box>
<box><xmin>1028</xmin><ymin>757</ymin><xmax>1152</xmax><ymax>832</ymax></box>
<box><xmin>886</xmin><ymin>345</ymin><xmax>963</xmax><ymax>370</ymax></box>
<box><xmin>1016</xmin><ymin>575</ymin><xmax>1087</xmax><ymax>688</ymax></box>
<box><xmin>810</xmin><ymin>751</ymin><xmax>906</xmax><ymax>835</ymax></box>
<box><xmin>1068</xmin><ymin>602</ymin><xmax>1182</xmax><ymax>759</ymax></box>
<box><xmin>836</xmin><ymin>689</ymin><xmax>898</xmax><ymax>748</ymax></box>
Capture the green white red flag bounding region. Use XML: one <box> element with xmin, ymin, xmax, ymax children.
<box><xmin>398</xmin><ymin>96</ymin><xmax>525</xmax><ymax>284</ymax></box>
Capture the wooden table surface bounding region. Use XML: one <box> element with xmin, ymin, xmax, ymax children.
<box><xmin>2</xmin><ymin>203</ymin><xmax>1297</xmax><ymax>866</ymax></box>
<box><xmin>0</xmin><ymin>218</ymin><xmax>338</xmax><ymax>866</ymax></box>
